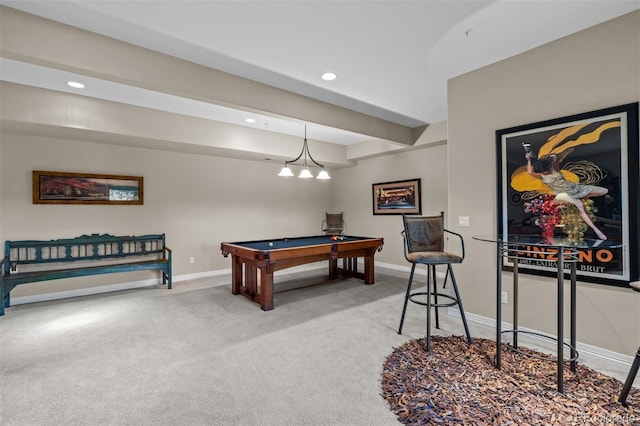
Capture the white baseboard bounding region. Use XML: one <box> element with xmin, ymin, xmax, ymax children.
<box><xmin>8</xmin><ymin>262</ymin><xmax>635</xmax><ymax>369</ymax></box>
<box><xmin>179</xmin><ymin>268</ymin><xmax>231</xmax><ymax>281</ymax></box>
<box><xmin>448</xmin><ymin>309</ymin><xmax>635</xmax><ymax>367</ymax></box>
<box><xmin>9</xmin><ymin>270</ymin><xmax>216</xmax><ymax>306</ymax></box>
<box><xmin>8</xmin><ymin>263</ymin><xmax>327</xmax><ymax>306</ymax></box>
<box><xmin>376</xmin><ymin>261</ymin><xmax>447</xmax><ymax>279</ymax></box>
<box><xmin>10</xmin><ymin>278</ymin><xmax>159</xmax><ymax>306</ymax></box>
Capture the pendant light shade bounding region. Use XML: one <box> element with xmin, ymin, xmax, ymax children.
<box><xmin>277</xmin><ymin>125</ymin><xmax>330</xmax><ymax>180</ymax></box>
<box><xmin>298</xmin><ymin>168</ymin><xmax>313</xmax><ymax>179</ymax></box>
<box><xmin>278</xmin><ymin>166</ymin><xmax>294</xmax><ymax>177</ymax></box>
<box><xmin>316</xmin><ymin>169</ymin><xmax>331</xmax><ymax>180</ymax></box>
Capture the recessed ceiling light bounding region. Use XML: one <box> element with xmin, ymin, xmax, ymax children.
<box><xmin>67</xmin><ymin>81</ymin><xmax>85</xmax><ymax>88</ymax></box>
<box><xmin>321</xmin><ymin>72</ymin><xmax>337</xmax><ymax>81</ymax></box>
<box><xmin>245</xmin><ymin>118</ymin><xmax>256</xmax><ymax>123</ymax></box>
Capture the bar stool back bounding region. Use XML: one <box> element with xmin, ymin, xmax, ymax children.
<box><xmin>322</xmin><ymin>212</ymin><xmax>344</xmax><ymax>235</ymax></box>
<box><xmin>397</xmin><ymin>212</ymin><xmax>472</xmax><ymax>351</ymax></box>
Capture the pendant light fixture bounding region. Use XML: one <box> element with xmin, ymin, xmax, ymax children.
<box><xmin>278</xmin><ymin>125</ymin><xmax>331</xmax><ymax>179</ymax></box>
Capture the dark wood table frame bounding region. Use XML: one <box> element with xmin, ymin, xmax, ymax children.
<box><xmin>221</xmin><ymin>236</ymin><xmax>384</xmax><ymax>311</ymax></box>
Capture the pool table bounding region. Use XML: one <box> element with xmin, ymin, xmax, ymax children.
<box><xmin>220</xmin><ymin>235</ymin><xmax>384</xmax><ymax>311</ymax></box>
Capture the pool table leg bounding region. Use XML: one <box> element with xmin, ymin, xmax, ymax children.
<box><xmin>259</xmin><ymin>265</ymin><xmax>274</xmax><ymax>311</ymax></box>
<box><xmin>364</xmin><ymin>252</ymin><xmax>375</xmax><ymax>284</ymax></box>
<box><xmin>245</xmin><ymin>265</ymin><xmax>258</xmax><ymax>296</ymax></box>
<box><xmin>231</xmin><ymin>256</ymin><xmax>242</xmax><ymax>295</ymax></box>
<box><xmin>328</xmin><ymin>259</ymin><xmax>338</xmax><ymax>279</ymax></box>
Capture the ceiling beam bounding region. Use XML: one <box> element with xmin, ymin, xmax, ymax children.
<box><xmin>0</xmin><ymin>82</ymin><xmax>355</xmax><ymax>168</ymax></box>
<box><xmin>0</xmin><ymin>5</ymin><xmax>416</xmax><ymax>146</ymax></box>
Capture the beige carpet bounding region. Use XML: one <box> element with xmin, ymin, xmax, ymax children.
<box><xmin>1</xmin><ymin>268</ymin><xmax>636</xmax><ymax>425</ymax></box>
<box><xmin>0</xmin><ymin>270</ymin><xmax>413</xmax><ymax>425</ymax></box>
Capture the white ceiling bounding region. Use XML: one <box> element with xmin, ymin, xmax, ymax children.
<box><xmin>1</xmin><ymin>0</ymin><xmax>639</xmax><ymax>146</ymax></box>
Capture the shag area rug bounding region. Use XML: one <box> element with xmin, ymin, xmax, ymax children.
<box><xmin>382</xmin><ymin>335</ymin><xmax>639</xmax><ymax>425</ymax></box>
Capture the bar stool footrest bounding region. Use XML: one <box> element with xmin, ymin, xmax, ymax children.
<box><xmin>408</xmin><ymin>291</ymin><xmax>460</xmax><ymax>309</ymax></box>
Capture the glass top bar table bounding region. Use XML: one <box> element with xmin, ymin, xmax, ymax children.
<box><xmin>473</xmin><ymin>234</ymin><xmax>621</xmax><ymax>393</ymax></box>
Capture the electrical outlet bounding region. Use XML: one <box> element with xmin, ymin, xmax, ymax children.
<box><xmin>501</xmin><ymin>291</ymin><xmax>508</xmax><ymax>304</ymax></box>
<box><xmin>458</xmin><ymin>216</ymin><xmax>470</xmax><ymax>227</ymax></box>
<box><xmin>189</xmin><ymin>257</ymin><xmax>195</xmax><ymax>264</ymax></box>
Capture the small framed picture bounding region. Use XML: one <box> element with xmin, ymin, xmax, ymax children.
<box><xmin>372</xmin><ymin>178</ymin><xmax>422</xmax><ymax>215</ymax></box>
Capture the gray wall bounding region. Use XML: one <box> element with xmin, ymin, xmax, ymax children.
<box><xmin>0</xmin><ymin>133</ymin><xmax>332</xmax><ymax>296</ymax></box>
<box><xmin>331</xmin><ymin>143</ymin><xmax>448</xmax><ymax>267</ymax></box>
<box><xmin>0</xmin><ymin>133</ymin><xmax>447</xmax><ymax>296</ymax></box>
<box><xmin>447</xmin><ymin>11</ymin><xmax>640</xmax><ymax>354</ymax></box>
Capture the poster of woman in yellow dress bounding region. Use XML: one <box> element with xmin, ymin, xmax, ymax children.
<box><xmin>497</xmin><ymin>103</ymin><xmax>638</xmax><ymax>286</ymax></box>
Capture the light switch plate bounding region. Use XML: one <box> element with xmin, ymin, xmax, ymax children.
<box><xmin>458</xmin><ymin>216</ymin><xmax>470</xmax><ymax>227</ymax></box>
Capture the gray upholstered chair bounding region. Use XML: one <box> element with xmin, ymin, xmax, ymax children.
<box><xmin>322</xmin><ymin>212</ymin><xmax>344</xmax><ymax>235</ymax></box>
<box><xmin>397</xmin><ymin>212</ymin><xmax>472</xmax><ymax>351</ymax></box>
<box><xmin>619</xmin><ymin>280</ymin><xmax>640</xmax><ymax>406</ymax></box>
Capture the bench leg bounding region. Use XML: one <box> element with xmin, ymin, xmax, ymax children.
<box><xmin>1</xmin><ymin>292</ymin><xmax>7</xmax><ymax>316</ymax></box>
<box><xmin>165</xmin><ymin>250</ymin><xmax>172</xmax><ymax>289</ymax></box>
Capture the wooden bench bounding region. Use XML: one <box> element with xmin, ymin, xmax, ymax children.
<box><xmin>0</xmin><ymin>233</ymin><xmax>172</xmax><ymax>316</ymax></box>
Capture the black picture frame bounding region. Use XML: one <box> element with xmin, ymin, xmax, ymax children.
<box><xmin>33</xmin><ymin>170</ymin><xmax>143</xmax><ymax>205</ymax></box>
<box><xmin>496</xmin><ymin>103</ymin><xmax>639</xmax><ymax>286</ymax></box>
<box><xmin>372</xmin><ymin>178</ymin><xmax>422</xmax><ymax>215</ymax></box>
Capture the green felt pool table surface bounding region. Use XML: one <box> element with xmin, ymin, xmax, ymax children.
<box><xmin>227</xmin><ymin>235</ymin><xmax>372</xmax><ymax>251</ymax></box>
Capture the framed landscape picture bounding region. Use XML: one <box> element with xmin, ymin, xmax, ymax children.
<box><xmin>33</xmin><ymin>170</ymin><xmax>143</xmax><ymax>205</ymax></box>
<box><xmin>496</xmin><ymin>103</ymin><xmax>639</xmax><ymax>286</ymax></box>
<box><xmin>372</xmin><ymin>178</ymin><xmax>422</xmax><ymax>215</ymax></box>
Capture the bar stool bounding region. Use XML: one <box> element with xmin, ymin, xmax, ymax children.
<box><xmin>397</xmin><ymin>212</ymin><xmax>472</xmax><ymax>352</ymax></box>
<box><xmin>619</xmin><ymin>281</ymin><xmax>640</xmax><ymax>406</ymax></box>
<box><xmin>322</xmin><ymin>212</ymin><xmax>344</xmax><ymax>235</ymax></box>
